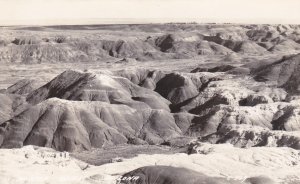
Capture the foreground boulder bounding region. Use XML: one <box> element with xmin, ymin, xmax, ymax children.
<box><xmin>120</xmin><ymin>166</ymin><xmax>241</xmax><ymax>184</ymax></box>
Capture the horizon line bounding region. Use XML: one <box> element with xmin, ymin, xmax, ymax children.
<box><xmin>1</xmin><ymin>18</ymin><xmax>300</xmax><ymax>27</ymax></box>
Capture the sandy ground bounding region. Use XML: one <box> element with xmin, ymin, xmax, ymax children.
<box><xmin>1</xmin><ymin>143</ymin><xmax>299</xmax><ymax>184</ymax></box>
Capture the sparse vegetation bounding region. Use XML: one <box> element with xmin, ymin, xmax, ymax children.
<box><xmin>54</xmin><ymin>35</ymin><xmax>67</xmax><ymax>43</ymax></box>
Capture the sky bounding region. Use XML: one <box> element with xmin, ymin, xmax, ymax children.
<box><xmin>0</xmin><ymin>0</ymin><xmax>300</xmax><ymax>25</ymax></box>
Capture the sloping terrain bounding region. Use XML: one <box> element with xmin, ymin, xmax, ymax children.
<box><xmin>254</xmin><ymin>53</ymin><xmax>300</xmax><ymax>95</ymax></box>
<box><xmin>26</xmin><ymin>70</ymin><xmax>169</xmax><ymax>106</ymax></box>
<box><xmin>0</xmin><ymin>93</ymin><xmax>28</xmax><ymax>124</ymax></box>
<box><xmin>4</xmin><ymin>79</ymin><xmax>38</xmax><ymax>95</ymax></box>
<box><xmin>0</xmin><ymin>98</ymin><xmax>182</xmax><ymax>151</ymax></box>
<box><xmin>1</xmin><ymin>23</ymin><xmax>300</xmax><ymax>184</ymax></box>
<box><xmin>0</xmin><ymin>66</ymin><xmax>300</xmax><ymax>152</ymax></box>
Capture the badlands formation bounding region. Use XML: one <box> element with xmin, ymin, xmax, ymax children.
<box><xmin>0</xmin><ymin>23</ymin><xmax>300</xmax><ymax>184</ymax></box>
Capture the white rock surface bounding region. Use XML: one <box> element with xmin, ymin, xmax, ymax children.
<box><xmin>1</xmin><ymin>144</ymin><xmax>300</xmax><ymax>184</ymax></box>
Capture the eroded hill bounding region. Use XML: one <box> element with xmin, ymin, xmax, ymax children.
<box><xmin>1</xmin><ymin>54</ymin><xmax>300</xmax><ymax>151</ymax></box>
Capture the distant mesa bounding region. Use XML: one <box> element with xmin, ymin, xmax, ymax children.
<box><xmin>1</xmin><ymin>24</ymin><xmax>300</xmax><ymax>63</ymax></box>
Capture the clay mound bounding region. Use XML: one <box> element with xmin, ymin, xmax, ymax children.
<box><xmin>173</xmin><ymin>112</ymin><xmax>198</xmax><ymax>134</ymax></box>
<box><xmin>150</xmin><ymin>34</ymin><xmax>232</xmax><ymax>56</ymax></box>
<box><xmin>177</xmin><ymin>78</ymin><xmax>254</xmax><ymax>114</ymax></box>
<box><xmin>245</xmin><ymin>28</ymin><xmax>294</xmax><ymax>51</ymax></box>
<box><xmin>111</xmin><ymin>70</ymin><xmax>291</xmax><ymax>136</ymax></box>
<box><xmin>132</xmin><ymin>96</ymin><xmax>170</xmax><ymax>112</ymax></box>
<box><xmin>121</xmin><ymin>166</ymin><xmax>240</xmax><ymax>184</ymax></box>
<box><xmin>115</xmin><ymin>68</ymin><xmax>166</xmax><ymax>90</ymax></box>
<box><xmin>244</xmin><ymin>176</ymin><xmax>276</xmax><ymax>184</ymax></box>
<box><xmin>276</xmin><ymin>25</ymin><xmax>292</xmax><ymax>33</ymax></box>
<box><xmin>286</xmin><ymin>31</ymin><xmax>300</xmax><ymax>43</ymax></box>
<box><xmin>205</xmin><ymin>41</ymin><xmax>233</xmax><ymax>55</ymax></box>
<box><xmin>162</xmin><ymin>41</ymin><xmax>231</xmax><ymax>56</ymax></box>
<box><xmin>204</xmin><ymin>34</ymin><xmax>267</xmax><ymax>54</ymax></box>
<box><xmin>1</xmin><ymin>24</ymin><xmax>300</xmax><ymax>63</ymax></box>
<box><xmin>164</xmin><ymin>73</ymin><xmax>283</xmax><ymax>114</ymax></box>
<box><xmin>269</xmin><ymin>39</ymin><xmax>300</xmax><ymax>53</ymax></box>
<box><xmin>5</xmin><ymin>79</ymin><xmax>38</xmax><ymax>95</ymax></box>
<box><xmin>191</xmin><ymin>64</ymin><xmax>236</xmax><ymax>73</ymax></box>
<box><xmin>163</xmin><ymin>41</ymin><xmax>199</xmax><ymax>56</ymax></box>
<box><xmin>154</xmin><ymin>72</ymin><xmax>205</xmax><ymax>105</ymax></box>
<box><xmin>27</xmin><ymin>70</ymin><xmax>169</xmax><ymax>108</ymax></box>
<box><xmin>152</xmin><ymin>34</ymin><xmax>180</xmax><ymax>52</ymax></box>
<box><xmin>187</xmin><ymin>101</ymin><xmax>300</xmax><ymax>137</ymax></box>
<box><xmin>101</xmin><ymin>39</ymin><xmax>157</xmax><ymax>59</ymax></box>
<box><xmin>147</xmin><ymin>34</ymin><xmax>232</xmax><ymax>57</ymax></box>
<box><xmin>237</xmin><ymin>41</ymin><xmax>268</xmax><ymax>54</ymax></box>
<box><xmin>0</xmin><ymin>36</ymin><xmax>112</xmax><ymax>63</ymax></box>
<box><xmin>27</xmin><ymin>70</ymin><xmax>96</xmax><ymax>104</ymax></box>
<box><xmin>257</xmin><ymin>42</ymin><xmax>276</xmax><ymax>50</ymax></box>
<box><xmin>0</xmin><ymin>93</ymin><xmax>28</xmax><ymax>124</ymax></box>
<box><xmin>118</xmin><ymin>69</ymin><xmax>218</xmax><ymax>104</ymax></box>
<box><xmin>254</xmin><ymin>54</ymin><xmax>300</xmax><ymax>94</ymax></box>
<box><xmin>0</xmin><ymin>98</ymin><xmax>183</xmax><ymax>151</ymax></box>
<box><xmin>0</xmin><ymin>44</ymin><xmax>98</xmax><ymax>63</ymax></box>
<box><xmin>116</xmin><ymin>69</ymin><xmax>221</xmax><ymax>108</ymax></box>
<box><xmin>171</xmin><ymin>76</ymin><xmax>292</xmax><ymax>136</ymax></box>
<box><xmin>201</xmin><ymin>124</ymin><xmax>300</xmax><ymax>150</ymax></box>
<box><xmin>150</xmin><ymin>33</ymin><xmax>193</xmax><ymax>55</ymax></box>
<box><xmin>246</xmin><ymin>29</ymin><xmax>280</xmax><ymax>42</ymax></box>
<box><xmin>193</xmin><ymin>41</ymin><xmax>217</xmax><ymax>55</ymax></box>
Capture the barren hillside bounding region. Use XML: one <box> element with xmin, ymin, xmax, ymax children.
<box><xmin>0</xmin><ymin>23</ymin><xmax>300</xmax><ymax>184</ymax></box>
